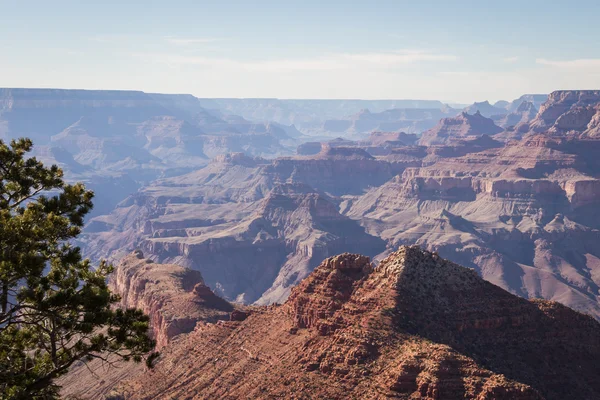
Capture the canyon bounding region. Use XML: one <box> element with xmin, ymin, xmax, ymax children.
<box><xmin>77</xmin><ymin>89</ymin><xmax>600</xmax><ymax>323</ymax></box>
<box><xmin>6</xmin><ymin>87</ymin><xmax>600</xmax><ymax>397</ymax></box>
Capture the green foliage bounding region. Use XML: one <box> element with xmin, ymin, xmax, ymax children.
<box><xmin>0</xmin><ymin>138</ymin><xmax>156</xmax><ymax>399</ymax></box>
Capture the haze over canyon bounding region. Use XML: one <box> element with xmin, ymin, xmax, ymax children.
<box><xmin>3</xmin><ymin>87</ymin><xmax>600</xmax><ymax>398</ymax></box>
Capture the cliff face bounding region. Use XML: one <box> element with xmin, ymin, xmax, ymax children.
<box><xmin>348</xmin><ymin>124</ymin><xmax>600</xmax><ymax>319</ymax></box>
<box><xmin>110</xmin><ymin>250</ymin><xmax>235</xmax><ymax>349</ymax></box>
<box><xmin>528</xmin><ymin>90</ymin><xmax>600</xmax><ymax>133</ymax></box>
<box><xmin>109</xmin><ymin>247</ymin><xmax>600</xmax><ymax>399</ymax></box>
<box><xmin>140</xmin><ymin>182</ymin><xmax>385</xmax><ymax>305</ymax></box>
<box><xmin>59</xmin><ymin>250</ymin><xmax>241</xmax><ymax>399</ymax></box>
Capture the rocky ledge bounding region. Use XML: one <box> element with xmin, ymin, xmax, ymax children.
<box><xmin>110</xmin><ymin>250</ymin><xmax>236</xmax><ymax>349</ymax></box>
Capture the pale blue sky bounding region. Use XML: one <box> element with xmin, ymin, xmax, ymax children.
<box><xmin>1</xmin><ymin>0</ymin><xmax>599</xmax><ymax>102</ymax></box>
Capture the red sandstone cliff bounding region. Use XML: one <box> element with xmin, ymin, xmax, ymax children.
<box><xmin>110</xmin><ymin>250</ymin><xmax>235</xmax><ymax>349</ymax></box>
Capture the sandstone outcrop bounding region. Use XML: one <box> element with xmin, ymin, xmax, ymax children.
<box><xmin>100</xmin><ymin>247</ymin><xmax>600</xmax><ymax>399</ymax></box>
<box><xmin>528</xmin><ymin>90</ymin><xmax>600</xmax><ymax>133</ymax></box>
<box><xmin>110</xmin><ymin>250</ymin><xmax>235</xmax><ymax>349</ymax></box>
<box><xmin>59</xmin><ymin>250</ymin><xmax>241</xmax><ymax>399</ymax></box>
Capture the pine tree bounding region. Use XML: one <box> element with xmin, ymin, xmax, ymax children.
<box><xmin>0</xmin><ymin>138</ymin><xmax>156</xmax><ymax>399</ymax></box>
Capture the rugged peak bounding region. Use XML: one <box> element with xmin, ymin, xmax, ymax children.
<box><xmin>280</xmin><ymin>246</ymin><xmax>600</xmax><ymax>398</ymax></box>
<box><xmin>530</xmin><ymin>90</ymin><xmax>600</xmax><ymax>132</ymax></box>
<box><xmin>285</xmin><ymin>253</ymin><xmax>372</xmax><ymax>332</ymax></box>
<box><xmin>78</xmin><ymin>248</ymin><xmax>600</xmax><ymax>399</ymax></box>
<box><xmin>494</xmin><ymin>99</ymin><xmax>510</xmax><ymax>109</ymax></box>
<box><xmin>463</xmin><ymin>100</ymin><xmax>506</xmax><ymax>117</ymax></box>
<box><xmin>320</xmin><ymin>252</ymin><xmax>372</xmax><ymax>273</ymax></box>
<box><xmin>419</xmin><ymin>110</ymin><xmax>503</xmax><ymax>145</ymax></box>
<box><xmin>285</xmin><ymin>246</ymin><xmax>482</xmax><ymax>333</ymax></box>
<box><xmin>373</xmin><ymin>245</ymin><xmax>480</xmax><ymax>292</ymax></box>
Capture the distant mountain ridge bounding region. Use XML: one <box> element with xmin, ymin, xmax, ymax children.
<box><xmin>195</xmin><ymin>98</ymin><xmax>451</xmax><ymax>125</ymax></box>
<box><xmin>0</xmin><ymin>88</ymin><xmax>301</xmax><ymax>216</ymax></box>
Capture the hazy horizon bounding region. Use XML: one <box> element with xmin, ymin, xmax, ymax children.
<box><xmin>2</xmin><ymin>1</ymin><xmax>600</xmax><ymax>103</ymax></box>
<box><xmin>0</xmin><ymin>85</ymin><xmax>551</xmax><ymax>105</ymax></box>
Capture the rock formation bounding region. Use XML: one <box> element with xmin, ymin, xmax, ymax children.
<box><xmin>81</xmin><ymin>150</ymin><xmax>392</xmax><ymax>304</ymax></box>
<box><xmin>80</xmin><ymin>247</ymin><xmax>600</xmax><ymax>399</ymax></box>
<box><xmin>110</xmin><ymin>250</ymin><xmax>236</xmax><ymax>349</ymax></box>
<box><xmin>463</xmin><ymin>100</ymin><xmax>507</xmax><ymax>118</ymax></box>
<box><xmin>506</xmin><ymin>94</ymin><xmax>548</xmax><ymax>112</ymax></box>
<box><xmin>296</xmin><ymin>131</ymin><xmax>419</xmax><ymax>157</ymax></box>
<box><xmin>419</xmin><ymin>111</ymin><xmax>503</xmax><ymax>145</ymax></box>
<box><xmin>493</xmin><ymin>100</ymin><xmax>538</xmax><ymax>129</ymax></box>
<box><xmin>348</xmin><ymin>121</ymin><xmax>600</xmax><ymax>318</ymax></box>
<box><xmin>59</xmin><ymin>250</ymin><xmax>240</xmax><ymax>398</ymax></box>
<box><xmin>317</xmin><ymin>106</ymin><xmax>458</xmax><ymax>138</ymax></box>
<box><xmin>528</xmin><ymin>90</ymin><xmax>600</xmax><ymax>133</ymax></box>
<box><xmin>73</xmin><ymin>89</ymin><xmax>600</xmax><ymax>326</ymax></box>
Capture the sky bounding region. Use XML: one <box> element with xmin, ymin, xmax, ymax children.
<box><xmin>1</xmin><ymin>0</ymin><xmax>600</xmax><ymax>103</ymax></box>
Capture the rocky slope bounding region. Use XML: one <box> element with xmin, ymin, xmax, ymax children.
<box><xmin>103</xmin><ymin>247</ymin><xmax>600</xmax><ymax>399</ymax></box>
<box><xmin>59</xmin><ymin>250</ymin><xmax>242</xmax><ymax>399</ymax></box>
